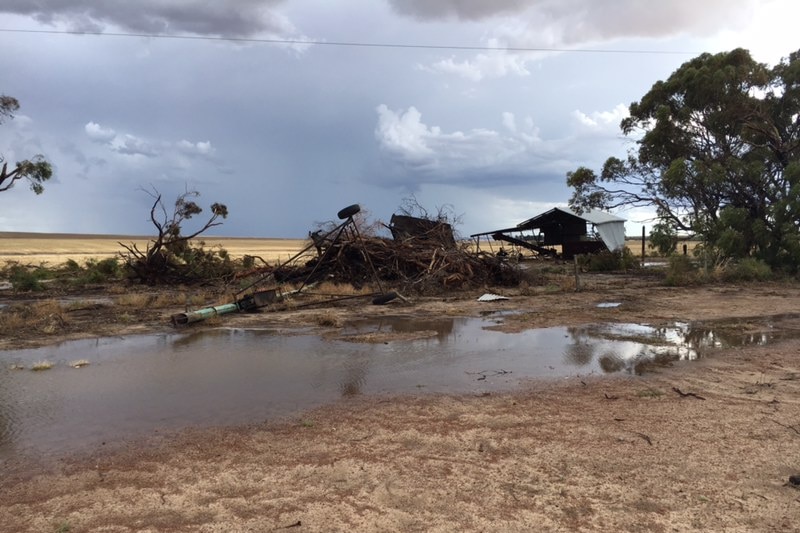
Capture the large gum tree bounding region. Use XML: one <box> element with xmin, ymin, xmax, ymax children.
<box><xmin>567</xmin><ymin>48</ymin><xmax>800</xmax><ymax>270</ymax></box>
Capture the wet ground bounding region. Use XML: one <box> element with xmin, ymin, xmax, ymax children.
<box><xmin>3</xmin><ymin>312</ymin><xmax>798</xmax><ymax>461</ymax></box>
<box><xmin>2</xmin><ymin>281</ymin><xmax>800</xmax><ymax>532</ymax></box>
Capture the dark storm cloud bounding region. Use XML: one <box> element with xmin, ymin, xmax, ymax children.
<box><xmin>387</xmin><ymin>0</ymin><xmax>529</xmax><ymax>21</ymax></box>
<box><xmin>2</xmin><ymin>0</ymin><xmax>295</xmax><ymax>37</ymax></box>
<box><xmin>389</xmin><ymin>0</ymin><xmax>759</xmax><ymax>42</ymax></box>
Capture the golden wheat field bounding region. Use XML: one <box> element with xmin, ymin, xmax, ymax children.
<box><xmin>0</xmin><ymin>232</ymin><xmax>309</xmax><ymax>266</ymax></box>
<box><xmin>0</xmin><ymin>231</ymin><xmax>693</xmax><ymax>268</ymax></box>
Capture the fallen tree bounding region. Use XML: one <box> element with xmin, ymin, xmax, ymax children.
<box><xmin>120</xmin><ymin>188</ymin><xmax>231</xmax><ymax>285</ymax></box>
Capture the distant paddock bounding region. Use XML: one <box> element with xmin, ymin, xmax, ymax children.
<box><xmin>0</xmin><ymin>232</ymin><xmax>701</xmax><ymax>267</ymax></box>
<box><xmin>0</xmin><ymin>232</ymin><xmax>308</xmax><ymax>267</ymax></box>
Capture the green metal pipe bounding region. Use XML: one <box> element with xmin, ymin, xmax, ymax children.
<box><xmin>170</xmin><ymin>303</ymin><xmax>241</xmax><ymax>327</ymax></box>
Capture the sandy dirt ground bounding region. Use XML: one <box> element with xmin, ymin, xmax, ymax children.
<box><xmin>1</xmin><ymin>276</ymin><xmax>800</xmax><ymax>532</ymax></box>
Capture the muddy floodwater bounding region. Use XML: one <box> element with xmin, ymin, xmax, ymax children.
<box><xmin>0</xmin><ymin>314</ymin><xmax>786</xmax><ymax>461</ymax></box>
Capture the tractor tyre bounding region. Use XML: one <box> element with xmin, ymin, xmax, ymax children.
<box><xmin>337</xmin><ymin>204</ymin><xmax>361</xmax><ymax>220</ymax></box>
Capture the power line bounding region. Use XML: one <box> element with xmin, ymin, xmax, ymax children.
<box><xmin>0</xmin><ymin>27</ymin><xmax>697</xmax><ymax>55</ymax></box>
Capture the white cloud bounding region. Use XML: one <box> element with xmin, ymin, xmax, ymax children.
<box><xmin>375</xmin><ymin>103</ymin><xmax>624</xmax><ymax>185</ymax></box>
<box><xmin>83</xmin><ymin>124</ymin><xmax>217</xmax><ymax>163</ymax></box>
<box><xmin>572</xmin><ymin>104</ymin><xmax>629</xmax><ymax>132</ymax></box>
<box><xmin>84</xmin><ymin>121</ymin><xmax>116</xmax><ymax>142</ymax></box>
<box><xmin>424</xmin><ymin>48</ymin><xmax>532</xmax><ymax>81</ymax></box>
<box><xmin>177</xmin><ymin>139</ymin><xmax>215</xmax><ymax>157</ymax></box>
<box><xmin>109</xmin><ymin>134</ymin><xmax>159</xmax><ymax>157</ymax></box>
<box><xmin>376</xmin><ymin>103</ymin><xmax>529</xmax><ymax>175</ymax></box>
<box><xmin>375</xmin><ymin>105</ymin><xmax>436</xmax><ymax>162</ymax></box>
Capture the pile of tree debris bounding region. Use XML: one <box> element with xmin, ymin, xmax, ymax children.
<box><xmin>274</xmin><ymin>238</ymin><xmax>521</xmax><ymax>292</ymax></box>
<box><xmin>243</xmin><ymin>207</ymin><xmax>524</xmax><ymax>295</ymax></box>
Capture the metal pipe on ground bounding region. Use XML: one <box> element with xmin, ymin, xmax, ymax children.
<box><xmin>171</xmin><ymin>303</ymin><xmax>241</xmax><ymax>326</ymax></box>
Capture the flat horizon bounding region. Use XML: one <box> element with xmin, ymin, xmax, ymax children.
<box><xmin>0</xmin><ymin>231</ymin><xmax>308</xmax><ymax>240</ymax></box>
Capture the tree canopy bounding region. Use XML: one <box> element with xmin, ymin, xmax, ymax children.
<box><xmin>0</xmin><ymin>94</ymin><xmax>52</xmax><ymax>195</ymax></box>
<box><xmin>567</xmin><ymin>48</ymin><xmax>800</xmax><ymax>270</ymax></box>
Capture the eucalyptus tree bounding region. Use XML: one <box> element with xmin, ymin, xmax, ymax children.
<box><xmin>567</xmin><ymin>48</ymin><xmax>800</xmax><ymax>270</ymax></box>
<box><xmin>0</xmin><ymin>95</ymin><xmax>52</xmax><ymax>195</ymax></box>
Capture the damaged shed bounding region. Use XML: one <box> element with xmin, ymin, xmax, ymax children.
<box><xmin>472</xmin><ymin>207</ymin><xmax>626</xmax><ymax>259</ymax></box>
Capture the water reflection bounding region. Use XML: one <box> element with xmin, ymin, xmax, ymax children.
<box><xmin>1</xmin><ymin>314</ymin><xmax>796</xmax><ymax>459</ymax></box>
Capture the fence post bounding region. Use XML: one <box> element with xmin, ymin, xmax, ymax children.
<box><xmin>641</xmin><ymin>225</ymin><xmax>646</xmax><ymax>267</ymax></box>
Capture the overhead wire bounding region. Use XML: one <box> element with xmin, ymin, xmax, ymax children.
<box><xmin>0</xmin><ymin>27</ymin><xmax>698</xmax><ymax>55</ymax></box>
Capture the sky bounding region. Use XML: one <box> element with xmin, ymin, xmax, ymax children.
<box><xmin>0</xmin><ymin>0</ymin><xmax>798</xmax><ymax>238</ymax></box>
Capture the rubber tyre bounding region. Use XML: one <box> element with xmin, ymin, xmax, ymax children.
<box><xmin>337</xmin><ymin>204</ymin><xmax>361</xmax><ymax>220</ymax></box>
<box><xmin>372</xmin><ymin>291</ymin><xmax>398</xmax><ymax>305</ymax></box>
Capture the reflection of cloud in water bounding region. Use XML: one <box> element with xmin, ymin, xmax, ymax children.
<box><xmin>4</xmin><ymin>314</ymin><xmax>800</xmax><ymax>458</ymax></box>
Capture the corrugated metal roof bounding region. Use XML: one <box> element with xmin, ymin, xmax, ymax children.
<box><xmin>469</xmin><ymin>207</ymin><xmax>626</xmax><ymax>238</ymax></box>
<box><xmin>518</xmin><ymin>207</ymin><xmax>625</xmax><ymax>228</ymax></box>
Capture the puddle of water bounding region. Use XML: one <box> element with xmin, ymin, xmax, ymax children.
<box><xmin>596</xmin><ymin>302</ymin><xmax>621</xmax><ymax>308</ymax></box>
<box><xmin>0</xmin><ymin>315</ymin><xmax>795</xmax><ymax>460</ymax></box>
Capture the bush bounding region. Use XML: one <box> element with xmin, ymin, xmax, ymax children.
<box><xmin>582</xmin><ymin>248</ymin><xmax>640</xmax><ymax>272</ymax></box>
<box><xmin>72</xmin><ymin>257</ymin><xmax>123</xmax><ymax>285</ymax></box>
<box><xmin>721</xmin><ymin>257</ymin><xmax>772</xmax><ymax>282</ymax></box>
<box><xmin>5</xmin><ymin>264</ymin><xmax>48</xmax><ymax>292</ymax></box>
<box><xmin>10</xmin><ymin>268</ymin><xmax>44</xmax><ymax>291</ymax></box>
<box><xmin>664</xmin><ymin>254</ymin><xmax>698</xmax><ymax>286</ymax></box>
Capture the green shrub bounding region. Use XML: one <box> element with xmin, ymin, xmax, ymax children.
<box><xmin>74</xmin><ymin>257</ymin><xmax>123</xmax><ymax>284</ymax></box>
<box><xmin>94</xmin><ymin>257</ymin><xmax>121</xmax><ymax>277</ymax></box>
<box><xmin>664</xmin><ymin>254</ymin><xmax>698</xmax><ymax>286</ymax></box>
<box><xmin>583</xmin><ymin>248</ymin><xmax>640</xmax><ymax>272</ymax></box>
<box><xmin>721</xmin><ymin>257</ymin><xmax>772</xmax><ymax>282</ymax></box>
<box><xmin>9</xmin><ymin>266</ymin><xmax>44</xmax><ymax>292</ymax></box>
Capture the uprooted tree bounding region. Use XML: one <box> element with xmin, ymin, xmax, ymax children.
<box><xmin>567</xmin><ymin>48</ymin><xmax>800</xmax><ymax>271</ymax></box>
<box><xmin>0</xmin><ymin>95</ymin><xmax>52</xmax><ymax>195</ymax></box>
<box><xmin>120</xmin><ymin>188</ymin><xmax>231</xmax><ymax>284</ymax></box>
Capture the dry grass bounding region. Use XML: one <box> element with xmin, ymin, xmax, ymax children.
<box><xmin>624</xmin><ymin>238</ymin><xmax>702</xmax><ymax>258</ymax></box>
<box><xmin>31</xmin><ymin>300</ymin><xmax>63</xmax><ymax>316</ymax></box>
<box><xmin>0</xmin><ymin>300</ymin><xmax>68</xmax><ymax>337</ymax></box>
<box><xmin>0</xmin><ymin>309</ymin><xmax>27</xmax><ymax>332</ymax></box>
<box><xmin>117</xmin><ymin>291</ymin><xmax>215</xmax><ymax>310</ymax></box>
<box><xmin>151</xmin><ymin>293</ymin><xmax>183</xmax><ymax>308</ymax></box>
<box><xmin>186</xmin><ymin>293</ymin><xmax>209</xmax><ymax>307</ymax></box>
<box><xmin>0</xmin><ymin>233</ymin><xmax>308</xmax><ymax>267</ymax></box>
<box><xmin>31</xmin><ymin>361</ymin><xmax>54</xmax><ymax>371</ymax></box>
<box><xmin>70</xmin><ymin>359</ymin><xmax>90</xmax><ymax>368</ymax></box>
<box><xmin>312</xmin><ymin>311</ymin><xmax>343</xmax><ymax>328</ymax></box>
<box><xmin>116</xmin><ymin>293</ymin><xmax>152</xmax><ymax>307</ymax></box>
<box><xmin>312</xmin><ymin>281</ymin><xmax>372</xmax><ymax>297</ymax></box>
